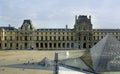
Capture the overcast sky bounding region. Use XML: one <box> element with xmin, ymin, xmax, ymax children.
<box><xmin>0</xmin><ymin>0</ymin><xmax>120</xmax><ymax>29</ymax></box>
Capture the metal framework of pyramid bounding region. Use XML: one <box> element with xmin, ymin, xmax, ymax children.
<box><xmin>90</xmin><ymin>34</ymin><xmax>120</xmax><ymax>72</ymax></box>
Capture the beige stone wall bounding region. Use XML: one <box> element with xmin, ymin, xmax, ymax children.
<box><xmin>0</xmin><ymin>28</ymin><xmax>120</xmax><ymax>50</ymax></box>
<box><xmin>0</xmin><ymin>29</ymin><xmax>75</xmax><ymax>50</ymax></box>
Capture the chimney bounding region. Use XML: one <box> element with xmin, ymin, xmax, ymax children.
<box><xmin>75</xmin><ymin>15</ymin><xmax>77</xmax><ymax>24</ymax></box>
<box><xmin>66</xmin><ymin>25</ymin><xmax>68</xmax><ymax>29</ymax></box>
<box><xmin>89</xmin><ymin>15</ymin><xmax>91</xmax><ymax>23</ymax></box>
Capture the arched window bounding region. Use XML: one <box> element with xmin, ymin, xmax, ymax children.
<box><xmin>40</xmin><ymin>43</ymin><xmax>43</xmax><ymax>48</ymax></box>
<box><xmin>54</xmin><ymin>43</ymin><xmax>56</xmax><ymax>48</ymax></box>
<box><xmin>63</xmin><ymin>43</ymin><xmax>65</xmax><ymax>48</ymax></box>
<box><xmin>45</xmin><ymin>43</ymin><xmax>47</xmax><ymax>48</ymax></box>
<box><xmin>83</xmin><ymin>43</ymin><xmax>86</xmax><ymax>48</ymax></box>
<box><xmin>58</xmin><ymin>43</ymin><xmax>61</xmax><ymax>48</ymax></box>
<box><xmin>71</xmin><ymin>43</ymin><xmax>74</xmax><ymax>48</ymax></box>
<box><xmin>67</xmin><ymin>43</ymin><xmax>69</xmax><ymax>48</ymax></box>
<box><xmin>36</xmin><ymin>43</ymin><xmax>39</xmax><ymax>48</ymax></box>
<box><xmin>49</xmin><ymin>43</ymin><xmax>52</xmax><ymax>48</ymax></box>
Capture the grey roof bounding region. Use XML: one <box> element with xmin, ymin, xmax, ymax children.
<box><xmin>37</xmin><ymin>28</ymin><xmax>73</xmax><ymax>31</ymax></box>
<box><xmin>0</xmin><ymin>27</ymin><xmax>17</xmax><ymax>30</ymax></box>
<box><xmin>90</xmin><ymin>34</ymin><xmax>120</xmax><ymax>72</ymax></box>
<box><xmin>21</xmin><ymin>20</ymin><xmax>34</xmax><ymax>29</ymax></box>
<box><xmin>76</xmin><ymin>15</ymin><xmax>91</xmax><ymax>24</ymax></box>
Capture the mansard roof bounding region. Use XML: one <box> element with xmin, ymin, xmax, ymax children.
<box><xmin>21</xmin><ymin>20</ymin><xmax>34</xmax><ymax>29</ymax></box>
<box><xmin>0</xmin><ymin>27</ymin><xmax>17</xmax><ymax>30</ymax></box>
<box><xmin>93</xmin><ymin>29</ymin><xmax>120</xmax><ymax>32</ymax></box>
<box><xmin>37</xmin><ymin>28</ymin><xmax>73</xmax><ymax>31</ymax></box>
<box><xmin>76</xmin><ymin>15</ymin><xmax>91</xmax><ymax>24</ymax></box>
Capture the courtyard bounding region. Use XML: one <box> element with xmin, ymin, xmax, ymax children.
<box><xmin>0</xmin><ymin>50</ymin><xmax>82</xmax><ymax>74</ymax></box>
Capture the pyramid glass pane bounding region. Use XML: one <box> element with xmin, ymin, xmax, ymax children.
<box><xmin>58</xmin><ymin>51</ymin><xmax>94</xmax><ymax>73</ymax></box>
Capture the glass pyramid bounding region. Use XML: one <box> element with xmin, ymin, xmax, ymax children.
<box><xmin>90</xmin><ymin>34</ymin><xmax>120</xmax><ymax>72</ymax></box>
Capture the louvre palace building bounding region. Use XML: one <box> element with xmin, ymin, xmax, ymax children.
<box><xmin>0</xmin><ymin>15</ymin><xmax>120</xmax><ymax>50</ymax></box>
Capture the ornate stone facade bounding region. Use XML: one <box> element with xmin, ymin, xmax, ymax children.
<box><xmin>0</xmin><ymin>15</ymin><xmax>120</xmax><ymax>50</ymax></box>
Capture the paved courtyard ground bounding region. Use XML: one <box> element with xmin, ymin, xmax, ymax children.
<box><xmin>0</xmin><ymin>50</ymin><xmax>83</xmax><ymax>74</ymax></box>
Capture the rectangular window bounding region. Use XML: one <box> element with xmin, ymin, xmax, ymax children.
<box><xmin>97</xmin><ymin>36</ymin><xmax>99</xmax><ymax>40</ymax></box>
<box><xmin>67</xmin><ymin>36</ymin><xmax>69</xmax><ymax>40</ymax></box>
<box><xmin>5</xmin><ymin>43</ymin><xmax>7</xmax><ymax>47</ymax></box>
<box><xmin>30</xmin><ymin>36</ymin><xmax>32</xmax><ymax>40</ymax></box>
<box><xmin>0</xmin><ymin>36</ymin><xmax>1</xmax><ymax>41</ymax></box>
<box><xmin>20</xmin><ymin>36</ymin><xmax>22</xmax><ymax>40</ymax></box>
<box><xmin>5</xmin><ymin>36</ymin><xmax>7</xmax><ymax>40</ymax></box>
<box><xmin>41</xmin><ymin>32</ymin><xmax>43</xmax><ymax>35</ymax></box>
<box><xmin>101</xmin><ymin>36</ymin><xmax>103</xmax><ymax>39</ymax></box>
<box><xmin>41</xmin><ymin>36</ymin><xmax>43</xmax><ymax>40</ymax></box>
<box><xmin>45</xmin><ymin>36</ymin><xmax>47</xmax><ymax>40</ymax></box>
<box><xmin>16</xmin><ymin>43</ymin><xmax>18</xmax><ymax>48</ymax></box>
<box><xmin>58</xmin><ymin>36</ymin><xmax>60</xmax><ymax>40</ymax></box>
<box><xmin>0</xmin><ymin>43</ymin><xmax>1</xmax><ymax>48</ymax></box>
<box><xmin>79</xmin><ymin>37</ymin><xmax>80</xmax><ymax>40</ymax></box>
<box><xmin>116</xmin><ymin>36</ymin><xmax>118</xmax><ymax>39</ymax></box>
<box><xmin>71</xmin><ymin>36</ymin><xmax>73</xmax><ymax>40</ymax></box>
<box><xmin>50</xmin><ymin>36</ymin><xmax>52</xmax><ymax>40</ymax></box>
<box><xmin>94</xmin><ymin>36</ymin><xmax>95</xmax><ymax>40</ymax></box>
<box><xmin>16</xmin><ymin>36</ymin><xmax>18</xmax><ymax>40</ymax></box>
<box><xmin>37</xmin><ymin>36</ymin><xmax>39</xmax><ymax>40</ymax></box>
<box><xmin>63</xmin><ymin>36</ymin><xmax>64</xmax><ymax>41</ymax></box>
<box><xmin>54</xmin><ymin>36</ymin><xmax>56</xmax><ymax>40</ymax></box>
<box><xmin>10</xmin><ymin>36</ymin><xmax>12</xmax><ymax>40</ymax></box>
<box><xmin>89</xmin><ymin>37</ymin><xmax>91</xmax><ymax>40</ymax></box>
<box><xmin>54</xmin><ymin>43</ymin><xmax>56</xmax><ymax>48</ymax></box>
<box><xmin>10</xmin><ymin>43</ymin><xmax>12</xmax><ymax>47</ymax></box>
<box><xmin>36</xmin><ymin>43</ymin><xmax>39</xmax><ymax>48</ymax></box>
<box><xmin>25</xmin><ymin>36</ymin><xmax>27</xmax><ymax>40</ymax></box>
<box><xmin>84</xmin><ymin>36</ymin><xmax>86</xmax><ymax>40</ymax></box>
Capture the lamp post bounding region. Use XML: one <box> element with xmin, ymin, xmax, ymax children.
<box><xmin>54</xmin><ymin>52</ymin><xmax>59</xmax><ymax>74</ymax></box>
